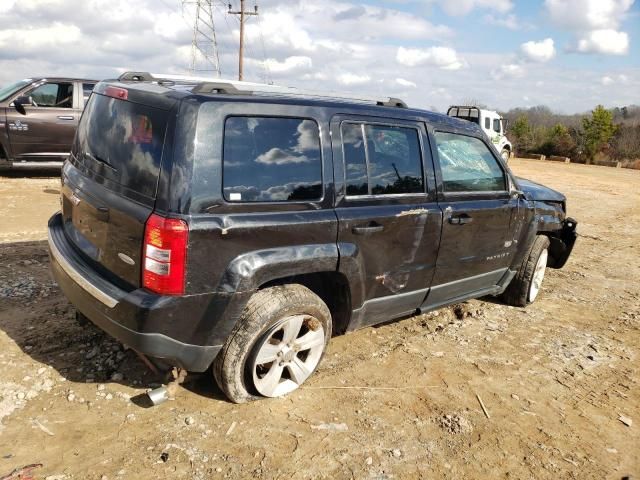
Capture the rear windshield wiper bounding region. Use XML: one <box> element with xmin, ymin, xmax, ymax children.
<box><xmin>85</xmin><ymin>152</ymin><xmax>117</xmax><ymax>171</ymax></box>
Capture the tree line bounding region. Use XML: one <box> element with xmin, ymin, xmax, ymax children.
<box><xmin>501</xmin><ymin>104</ymin><xmax>640</xmax><ymax>168</ymax></box>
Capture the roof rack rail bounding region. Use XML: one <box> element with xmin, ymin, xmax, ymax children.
<box><xmin>116</xmin><ymin>71</ymin><xmax>408</xmax><ymax>108</ymax></box>
<box><xmin>118</xmin><ymin>71</ymin><xmax>156</xmax><ymax>82</ymax></box>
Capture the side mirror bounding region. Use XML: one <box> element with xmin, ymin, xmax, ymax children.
<box><xmin>12</xmin><ymin>96</ymin><xmax>32</xmax><ymax>115</ymax></box>
<box><xmin>511</xmin><ymin>188</ymin><xmax>524</xmax><ymax>199</ymax></box>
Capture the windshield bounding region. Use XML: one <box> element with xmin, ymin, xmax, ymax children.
<box><xmin>0</xmin><ymin>79</ymin><xmax>32</xmax><ymax>102</ymax></box>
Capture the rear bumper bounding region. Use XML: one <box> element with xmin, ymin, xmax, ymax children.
<box><xmin>47</xmin><ymin>213</ymin><xmax>223</xmax><ymax>372</ymax></box>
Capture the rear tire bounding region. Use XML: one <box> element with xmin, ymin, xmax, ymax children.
<box><xmin>502</xmin><ymin>235</ymin><xmax>550</xmax><ymax>307</ymax></box>
<box><xmin>213</xmin><ymin>284</ymin><xmax>331</xmax><ymax>403</ymax></box>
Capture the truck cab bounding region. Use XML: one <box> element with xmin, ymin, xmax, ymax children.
<box><xmin>447</xmin><ymin>106</ymin><xmax>512</xmax><ymax>162</ymax></box>
<box><xmin>0</xmin><ymin>77</ymin><xmax>97</xmax><ymax>171</ymax></box>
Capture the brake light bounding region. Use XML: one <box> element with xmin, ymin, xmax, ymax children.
<box><xmin>104</xmin><ymin>86</ymin><xmax>128</xmax><ymax>100</ymax></box>
<box><xmin>142</xmin><ymin>213</ymin><xmax>188</xmax><ymax>295</ymax></box>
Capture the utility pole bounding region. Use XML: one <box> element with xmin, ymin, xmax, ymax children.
<box><xmin>228</xmin><ymin>1</ymin><xmax>258</xmax><ymax>81</ymax></box>
<box><xmin>182</xmin><ymin>0</ymin><xmax>221</xmax><ymax>76</ymax></box>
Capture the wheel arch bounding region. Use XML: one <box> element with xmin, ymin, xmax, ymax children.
<box><xmin>216</xmin><ymin>244</ymin><xmax>354</xmax><ymax>336</ymax></box>
<box><xmin>260</xmin><ymin>271</ymin><xmax>352</xmax><ymax>336</ymax></box>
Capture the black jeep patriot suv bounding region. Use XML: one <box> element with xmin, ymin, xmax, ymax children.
<box><xmin>48</xmin><ymin>72</ymin><xmax>577</xmax><ymax>403</ymax></box>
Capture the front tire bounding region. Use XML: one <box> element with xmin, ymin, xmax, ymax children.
<box><xmin>502</xmin><ymin>235</ymin><xmax>550</xmax><ymax>307</ymax></box>
<box><xmin>213</xmin><ymin>284</ymin><xmax>331</xmax><ymax>403</ymax></box>
<box><xmin>500</xmin><ymin>149</ymin><xmax>510</xmax><ymax>162</ymax></box>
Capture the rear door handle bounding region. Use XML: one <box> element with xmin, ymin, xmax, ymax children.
<box><xmin>57</xmin><ymin>115</ymin><xmax>75</xmax><ymax>120</ymax></box>
<box><xmin>449</xmin><ymin>214</ymin><xmax>473</xmax><ymax>225</ymax></box>
<box><xmin>96</xmin><ymin>206</ymin><xmax>110</xmax><ymax>222</ymax></box>
<box><xmin>352</xmin><ymin>223</ymin><xmax>384</xmax><ymax>235</ymax></box>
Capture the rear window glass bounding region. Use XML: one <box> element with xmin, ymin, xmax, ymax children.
<box><xmin>223</xmin><ymin>117</ymin><xmax>322</xmax><ymax>202</ymax></box>
<box><xmin>73</xmin><ymin>93</ymin><xmax>168</xmax><ymax>199</ymax></box>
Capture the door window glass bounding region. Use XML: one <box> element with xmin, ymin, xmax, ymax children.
<box><xmin>82</xmin><ymin>83</ymin><xmax>96</xmax><ymax>103</ymax></box>
<box><xmin>343</xmin><ymin>122</ymin><xmax>424</xmax><ymax>196</ymax></box>
<box><xmin>434</xmin><ymin>132</ymin><xmax>506</xmax><ymax>192</ymax></box>
<box><xmin>223</xmin><ymin>117</ymin><xmax>322</xmax><ymax>202</ymax></box>
<box><xmin>341</xmin><ymin>123</ymin><xmax>368</xmax><ymax>196</ymax></box>
<box><xmin>484</xmin><ymin>117</ymin><xmax>490</xmax><ymax>129</ymax></box>
<box><xmin>364</xmin><ymin>125</ymin><xmax>423</xmax><ymax>195</ymax></box>
<box><xmin>493</xmin><ymin>118</ymin><xmax>501</xmax><ymax>133</ymax></box>
<box><xmin>28</xmin><ymin>82</ymin><xmax>73</xmax><ymax>108</ymax></box>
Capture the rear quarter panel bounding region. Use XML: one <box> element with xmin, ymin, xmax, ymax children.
<box><xmin>176</xmin><ymin>100</ymin><xmax>339</xmax><ymax>295</ymax></box>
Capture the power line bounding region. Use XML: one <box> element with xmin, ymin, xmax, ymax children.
<box><xmin>256</xmin><ymin>5</ymin><xmax>272</xmax><ymax>84</ymax></box>
<box><xmin>227</xmin><ymin>0</ymin><xmax>258</xmax><ymax>81</ymax></box>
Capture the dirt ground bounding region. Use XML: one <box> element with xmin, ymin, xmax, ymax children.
<box><xmin>0</xmin><ymin>159</ymin><xmax>638</xmax><ymax>480</ymax></box>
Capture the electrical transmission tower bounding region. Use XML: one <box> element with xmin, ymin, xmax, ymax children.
<box><xmin>182</xmin><ymin>0</ymin><xmax>221</xmax><ymax>76</ymax></box>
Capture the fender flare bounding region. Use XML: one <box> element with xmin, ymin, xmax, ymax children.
<box><xmin>217</xmin><ymin>243</ymin><xmax>341</xmax><ymax>294</ymax></box>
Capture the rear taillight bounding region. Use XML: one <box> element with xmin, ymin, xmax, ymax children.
<box><xmin>142</xmin><ymin>213</ymin><xmax>188</xmax><ymax>295</ymax></box>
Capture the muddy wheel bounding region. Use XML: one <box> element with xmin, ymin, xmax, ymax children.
<box><xmin>501</xmin><ymin>149</ymin><xmax>510</xmax><ymax>162</ymax></box>
<box><xmin>502</xmin><ymin>235</ymin><xmax>550</xmax><ymax>307</ymax></box>
<box><xmin>213</xmin><ymin>284</ymin><xmax>331</xmax><ymax>403</ymax></box>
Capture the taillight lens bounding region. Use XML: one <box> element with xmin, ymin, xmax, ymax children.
<box><xmin>104</xmin><ymin>86</ymin><xmax>128</xmax><ymax>100</ymax></box>
<box><xmin>142</xmin><ymin>213</ymin><xmax>188</xmax><ymax>295</ymax></box>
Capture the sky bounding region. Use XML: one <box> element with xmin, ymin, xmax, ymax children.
<box><xmin>0</xmin><ymin>0</ymin><xmax>638</xmax><ymax>113</ymax></box>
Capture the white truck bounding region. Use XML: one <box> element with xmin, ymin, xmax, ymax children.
<box><xmin>447</xmin><ymin>106</ymin><xmax>512</xmax><ymax>162</ymax></box>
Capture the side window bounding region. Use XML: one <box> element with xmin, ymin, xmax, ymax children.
<box><xmin>484</xmin><ymin>117</ymin><xmax>490</xmax><ymax>129</ymax></box>
<box><xmin>434</xmin><ymin>132</ymin><xmax>506</xmax><ymax>192</ymax></box>
<box><xmin>82</xmin><ymin>83</ymin><xmax>96</xmax><ymax>103</ymax></box>
<box><xmin>493</xmin><ymin>118</ymin><xmax>501</xmax><ymax>133</ymax></box>
<box><xmin>342</xmin><ymin>122</ymin><xmax>424</xmax><ymax>196</ymax></box>
<box><xmin>223</xmin><ymin>117</ymin><xmax>322</xmax><ymax>202</ymax></box>
<box><xmin>342</xmin><ymin>123</ymin><xmax>368</xmax><ymax>196</ymax></box>
<box><xmin>364</xmin><ymin>125</ymin><xmax>423</xmax><ymax>195</ymax></box>
<box><xmin>28</xmin><ymin>82</ymin><xmax>73</xmax><ymax>108</ymax></box>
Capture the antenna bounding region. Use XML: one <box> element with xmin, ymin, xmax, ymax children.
<box><xmin>182</xmin><ymin>0</ymin><xmax>221</xmax><ymax>77</ymax></box>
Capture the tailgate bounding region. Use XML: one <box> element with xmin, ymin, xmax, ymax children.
<box><xmin>61</xmin><ymin>91</ymin><xmax>170</xmax><ymax>288</ymax></box>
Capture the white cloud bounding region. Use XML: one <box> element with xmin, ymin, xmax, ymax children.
<box><xmin>396</xmin><ymin>46</ymin><xmax>464</xmax><ymax>70</ymax></box>
<box><xmin>545</xmin><ymin>0</ymin><xmax>633</xmax><ymax>30</ymax></box>
<box><xmin>0</xmin><ymin>22</ymin><xmax>81</xmax><ymax>50</ymax></box>
<box><xmin>491</xmin><ymin>63</ymin><xmax>525</xmax><ymax>80</ymax></box>
<box><xmin>433</xmin><ymin>0</ymin><xmax>513</xmax><ymax>16</ymax></box>
<box><xmin>545</xmin><ymin>0</ymin><xmax>633</xmax><ymax>56</ymax></box>
<box><xmin>264</xmin><ymin>56</ymin><xmax>313</xmax><ymax>73</ymax></box>
<box><xmin>337</xmin><ymin>73</ymin><xmax>371</xmax><ymax>86</ymax></box>
<box><xmin>601</xmin><ymin>73</ymin><xmax>632</xmax><ymax>85</ymax></box>
<box><xmin>152</xmin><ymin>12</ymin><xmax>188</xmax><ymax>41</ymax></box>
<box><xmin>601</xmin><ymin>75</ymin><xmax>614</xmax><ymax>85</ymax></box>
<box><xmin>575</xmin><ymin>29</ymin><xmax>629</xmax><ymax>55</ymax></box>
<box><xmin>484</xmin><ymin>13</ymin><xmax>521</xmax><ymax>30</ymax></box>
<box><xmin>520</xmin><ymin>38</ymin><xmax>556</xmax><ymax>62</ymax></box>
<box><xmin>255</xmin><ymin>148</ymin><xmax>310</xmax><ymax>165</ymax></box>
<box><xmin>396</xmin><ymin>78</ymin><xmax>417</xmax><ymax>88</ymax></box>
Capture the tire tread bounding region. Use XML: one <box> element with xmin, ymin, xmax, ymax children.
<box><xmin>502</xmin><ymin>235</ymin><xmax>550</xmax><ymax>307</ymax></box>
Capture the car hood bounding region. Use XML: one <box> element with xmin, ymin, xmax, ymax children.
<box><xmin>516</xmin><ymin>177</ymin><xmax>566</xmax><ymax>202</ymax></box>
